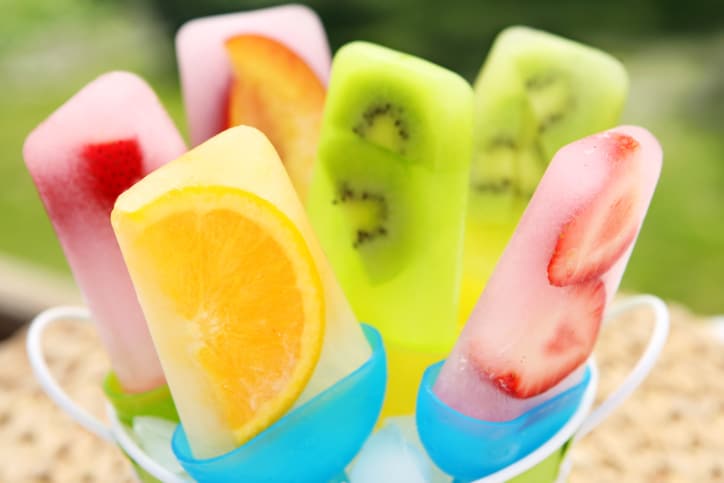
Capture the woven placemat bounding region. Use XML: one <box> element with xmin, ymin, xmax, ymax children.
<box><xmin>0</xmin><ymin>319</ymin><xmax>133</xmax><ymax>482</ymax></box>
<box><xmin>570</xmin><ymin>302</ymin><xmax>724</xmax><ymax>483</ymax></box>
<box><xmin>0</xmin><ymin>300</ymin><xmax>721</xmax><ymax>482</ymax></box>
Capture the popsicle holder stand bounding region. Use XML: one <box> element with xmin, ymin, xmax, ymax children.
<box><xmin>27</xmin><ymin>295</ymin><xmax>669</xmax><ymax>483</ymax></box>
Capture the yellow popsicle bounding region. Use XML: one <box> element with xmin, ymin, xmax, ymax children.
<box><xmin>112</xmin><ymin>126</ymin><xmax>371</xmax><ymax>458</ymax></box>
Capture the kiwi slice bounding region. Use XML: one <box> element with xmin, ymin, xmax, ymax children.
<box><xmin>522</xmin><ymin>69</ymin><xmax>576</xmax><ymax>137</ymax></box>
<box><xmin>467</xmin><ymin>88</ymin><xmax>543</xmax><ymax>223</ymax></box>
<box><xmin>468</xmin><ymin>26</ymin><xmax>628</xmax><ymax>222</ymax></box>
<box><xmin>352</xmin><ymin>101</ymin><xmax>411</xmax><ymax>156</ymax></box>
<box><xmin>333</xmin><ymin>182</ymin><xmax>390</xmax><ymax>249</ymax></box>
<box><xmin>312</xmin><ymin>132</ymin><xmax>412</xmax><ymax>282</ymax></box>
<box><xmin>512</xmin><ymin>28</ymin><xmax>628</xmax><ymax>160</ymax></box>
<box><xmin>328</xmin><ymin>80</ymin><xmax>430</xmax><ymax>167</ymax></box>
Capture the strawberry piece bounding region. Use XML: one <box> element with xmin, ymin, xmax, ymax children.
<box><xmin>469</xmin><ymin>280</ymin><xmax>605</xmax><ymax>399</ymax></box>
<box><xmin>547</xmin><ymin>133</ymin><xmax>642</xmax><ymax>287</ymax></box>
<box><xmin>81</xmin><ymin>138</ymin><xmax>143</xmax><ymax>212</ymax></box>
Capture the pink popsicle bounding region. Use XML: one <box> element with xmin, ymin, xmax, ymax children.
<box><xmin>23</xmin><ymin>72</ymin><xmax>187</xmax><ymax>393</ymax></box>
<box><xmin>434</xmin><ymin>126</ymin><xmax>662</xmax><ymax>421</ymax></box>
<box><xmin>176</xmin><ymin>4</ymin><xmax>331</xmax><ymax>146</ymax></box>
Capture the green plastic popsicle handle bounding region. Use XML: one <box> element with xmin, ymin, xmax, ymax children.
<box><xmin>102</xmin><ymin>371</ymin><xmax>179</xmax><ymax>425</ymax></box>
<box><xmin>507</xmin><ymin>439</ymin><xmax>571</xmax><ymax>483</ymax></box>
<box><xmin>453</xmin><ymin>439</ymin><xmax>571</xmax><ymax>483</ymax></box>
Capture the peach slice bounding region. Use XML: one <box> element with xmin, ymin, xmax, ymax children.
<box><xmin>225</xmin><ymin>34</ymin><xmax>326</xmax><ymax>201</ymax></box>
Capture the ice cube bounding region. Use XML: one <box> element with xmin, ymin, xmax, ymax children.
<box><xmin>349</xmin><ymin>420</ymin><xmax>446</xmax><ymax>483</ymax></box>
<box><xmin>133</xmin><ymin>416</ymin><xmax>186</xmax><ymax>476</ymax></box>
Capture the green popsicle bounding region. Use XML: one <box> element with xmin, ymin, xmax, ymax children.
<box><xmin>460</xmin><ymin>26</ymin><xmax>628</xmax><ymax>324</ymax></box>
<box><xmin>307</xmin><ymin>41</ymin><xmax>473</xmax><ymax>416</ymax></box>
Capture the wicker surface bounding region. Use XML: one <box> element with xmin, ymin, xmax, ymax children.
<box><xmin>0</xmin><ymin>300</ymin><xmax>721</xmax><ymax>482</ymax></box>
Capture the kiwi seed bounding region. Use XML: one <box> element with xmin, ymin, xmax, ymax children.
<box><xmin>471</xmin><ymin>136</ymin><xmax>517</xmax><ymax>194</ymax></box>
<box><xmin>332</xmin><ymin>181</ymin><xmax>390</xmax><ymax>249</ymax></box>
<box><xmin>523</xmin><ymin>71</ymin><xmax>575</xmax><ymax>134</ymax></box>
<box><xmin>352</xmin><ymin>102</ymin><xmax>410</xmax><ymax>154</ymax></box>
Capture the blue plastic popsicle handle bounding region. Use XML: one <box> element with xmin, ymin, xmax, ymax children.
<box><xmin>172</xmin><ymin>324</ymin><xmax>386</xmax><ymax>483</ymax></box>
<box><xmin>416</xmin><ymin>361</ymin><xmax>591</xmax><ymax>481</ymax></box>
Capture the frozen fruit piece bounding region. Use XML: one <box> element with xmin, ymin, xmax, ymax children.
<box><xmin>82</xmin><ymin>139</ymin><xmax>144</xmax><ymax>211</ymax></box>
<box><xmin>434</xmin><ymin>126</ymin><xmax>661</xmax><ymax>421</ymax></box>
<box><xmin>225</xmin><ymin>34</ymin><xmax>325</xmax><ymax>199</ymax></box>
<box><xmin>112</xmin><ymin>126</ymin><xmax>370</xmax><ymax>458</ymax></box>
<box><xmin>23</xmin><ymin>71</ymin><xmax>186</xmax><ymax>393</ymax></box>
<box><xmin>115</xmin><ymin>185</ymin><xmax>324</xmax><ymax>454</ymax></box>
<box><xmin>176</xmin><ymin>4</ymin><xmax>330</xmax><ymax>146</ymax></box>
<box><xmin>547</xmin><ymin>134</ymin><xmax>642</xmax><ymax>286</ymax></box>
<box><xmin>470</xmin><ymin>280</ymin><xmax>605</xmax><ymax>398</ymax></box>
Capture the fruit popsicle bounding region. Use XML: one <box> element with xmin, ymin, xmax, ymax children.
<box><xmin>435</xmin><ymin>126</ymin><xmax>662</xmax><ymax>421</ymax></box>
<box><xmin>461</xmin><ymin>26</ymin><xmax>628</xmax><ymax>324</ymax></box>
<box><xmin>23</xmin><ymin>72</ymin><xmax>186</xmax><ymax>393</ymax></box>
<box><xmin>112</xmin><ymin>126</ymin><xmax>371</xmax><ymax>458</ymax></box>
<box><xmin>306</xmin><ymin>41</ymin><xmax>473</xmax><ymax>354</ymax></box>
<box><xmin>176</xmin><ymin>5</ymin><xmax>330</xmax><ymax>200</ymax></box>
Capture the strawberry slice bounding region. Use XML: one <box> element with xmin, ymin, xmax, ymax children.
<box><xmin>81</xmin><ymin>138</ymin><xmax>143</xmax><ymax>212</ymax></box>
<box><xmin>469</xmin><ymin>280</ymin><xmax>605</xmax><ymax>399</ymax></box>
<box><xmin>547</xmin><ymin>133</ymin><xmax>642</xmax><ymax>287</ymax></box>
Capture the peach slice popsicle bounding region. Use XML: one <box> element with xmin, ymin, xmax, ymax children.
<box><xmin>112</xmin><ymin>127</ymin><xmax>371</xmax><ymax>458</ymax></box>
<box><xmin>23</xmin><ymin>72</ymin><xmax>186</xmax><ymax>393</ymax></box>
<box><xmin>176</xmin><ymin>5</ymin><xmax>329</xmax><ymax>200</ymax></box>
<box><xmin>434</xmin><ymin>126</ymin><xmax>662</xmax><ymax>421</ymax></box>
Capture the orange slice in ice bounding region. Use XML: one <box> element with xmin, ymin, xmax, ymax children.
<box><xmin>122</xmin><ymin>185</ymin><xmax>324</xmax><ymax>444</ymax></box>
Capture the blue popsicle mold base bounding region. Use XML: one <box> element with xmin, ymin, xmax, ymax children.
<box><xmin>171</xmin><ymin>324</ymin><xmax>386</xmax><ymax>483</ymax></box>
<box><xmin>416</xmin><ymin>361</ymin><xmax>592</xmax><ymax>481</ymax></box>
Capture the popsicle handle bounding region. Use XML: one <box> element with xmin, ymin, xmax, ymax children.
<box><xmin>576</xmin><ymin>294</ymin><xmax>670</xmax><ymax>438</ymax></box>
<box><xmin>26</xmin><ymin>306</ymin><xmax>115</xmax><ymax>442</ymax></box>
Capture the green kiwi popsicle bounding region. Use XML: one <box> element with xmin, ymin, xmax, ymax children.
<box><xmin>307</xmin><ymin>41</ymin><xmax>473</xmax><ymax>416</ymax></box>
<box><xmin>461</xmin><ymin>27</ymin><xmax>628</xmax><ymax>324</ymax></box>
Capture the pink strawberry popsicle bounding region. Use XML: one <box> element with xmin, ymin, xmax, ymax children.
<box><xmin>23</xmin><ymin>72</ymin><xmax>187</xmax><ymax>393</ymax></box>
<box><xmin>434</xmin><ymin>126</ymin><xmax>662</xmax><ymax>421</ymax></box>
<box><xmin>176</xmin><ymin>4</ymin><xmax>331</xmax><ymax>146</ymax></box>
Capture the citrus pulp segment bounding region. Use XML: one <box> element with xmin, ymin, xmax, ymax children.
<box><xmin>113</xmin><ymin>185</ymin><xmax>324</xmax><ymax>457</ymax></box>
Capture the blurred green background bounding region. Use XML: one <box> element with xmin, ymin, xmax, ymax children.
<box><xmin>2</xmin><ymin>0</ymin><xmax>723</xmax><ymax>314</ymax></box>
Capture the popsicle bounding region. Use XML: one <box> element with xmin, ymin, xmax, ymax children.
<box><xmin>306</xmin><ymin>42</ymin><xmax>473</xmax><ymax>415</ymax></box>
<box><xmin>434</xmin><ymin>126</ymin><xmax>662</xmax><ymax>421</ymax></box>
<box><xmin>460</xmin><ymin>26</ymin><xmax>628</xmax><ymax>324</ymax></box>
<box><xmin>23</xmin><ymin>72</ymin><xmax>186</xmax><ymax>393</ymax></box>
<box><xmin>176</xmin><ymin>4</ymin><xmax>330</xmax><ymax>199</ymax></box>
<box><xmin>112</xmin><ymin>126</ymin><xmax>371</xmax><ymax>458</ymax></box>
